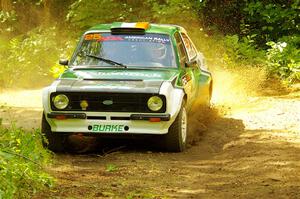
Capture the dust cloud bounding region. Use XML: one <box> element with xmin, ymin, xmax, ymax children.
<box><xmin>0</xmin><ymin>89</ymin><xmax>42</xmax><ymax>108</ymax></box>
<box><xmin>187</xmin><ymin>65</ymin><xmax>269</xmax><ymax>150</ymax></box>
<box><xmin>211</xmin><ymin>66</ymin><xmax>267</xmax><ymax>106</ymax></box>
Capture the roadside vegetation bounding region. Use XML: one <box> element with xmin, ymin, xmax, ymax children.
<box><xmin>0</xmin><ymin>121</ymin><xmax>53</xmax><ymax>198</ymax></box>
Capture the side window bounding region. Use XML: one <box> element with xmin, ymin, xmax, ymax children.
<box><xmin>174</xmin><ymin>32</ymin><xmax>187</xmax><ymax>67</ymax></box>
<box><xmin>181</xmin><ymin>33</ymin><xmax>197</xmax><ymax>60</ymax></box>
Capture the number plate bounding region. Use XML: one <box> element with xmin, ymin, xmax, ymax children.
<box><xmin>90</xmin><ymin>124</ymin><xmax>125</xmax><ymax>133</ymax></box>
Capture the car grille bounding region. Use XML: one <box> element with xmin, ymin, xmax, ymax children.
<box><xmin>50</xmin><ymin>92</ymin><xmax>166</xmax><ymax>113</ymax></box>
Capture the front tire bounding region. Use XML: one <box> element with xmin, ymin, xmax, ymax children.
<box><xmin>41</xmin><ymin>113</ymin><xmax>67</xmax><ymax>152</ymax></box>
<box><xmin>163</xmin><ymin>103</ymin><xmax>188</xmax><ymax>152</ymax></box>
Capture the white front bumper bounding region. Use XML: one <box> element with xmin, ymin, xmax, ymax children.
<box><xmin>47</xmin><ymin>113</ymin><xmax>174</xmax><ymax>135</ymax></box>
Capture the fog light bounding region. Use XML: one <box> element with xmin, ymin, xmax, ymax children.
<box><xmin>80</xmin><ymin>100</ymin><xmax>89</xmax><ymax>110</ymax></box>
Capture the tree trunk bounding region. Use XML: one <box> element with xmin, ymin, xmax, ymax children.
<box><xmin>43</xmin><ymin>0</ymin><xmax>51</xmax><ymax>24</ymax></box>
<box><xmin>0</xmin><ymin>0</ymin><xmax>13</xmax><ymax>11</ymax></box>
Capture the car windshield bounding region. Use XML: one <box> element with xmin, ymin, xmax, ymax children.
<box><xmin>70</xmin><ymin>33</ymin><xmax>176</xmax><ymax>68</ymax></box>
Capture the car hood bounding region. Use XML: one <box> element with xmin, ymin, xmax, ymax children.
<box><xmin>55</xmin><ymin>69</ymin><xmax>178</xmax><ymax>93</ymax></box>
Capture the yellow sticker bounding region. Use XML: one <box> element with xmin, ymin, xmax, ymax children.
<box><xmin>135</xmin><ymin>22</ymin><xmax>150</xmax><ymax>29</ymax></box>
<box><xmin>84</xmin><ymin>34</ymin><xmax>102</xmax><ymax>40</ymax></box>
<box><xmin>93</xmin><ymin>34</ymin><xmax>102</xmax><ymax>40</ymax></box>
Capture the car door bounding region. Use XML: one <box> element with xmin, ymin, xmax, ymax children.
<box><xmin>173</xmin><ymin>32</ymin><xmax>194</xmax><ymax>106</ymax></box>
<box><xmin>181</xmin><ymin>32</ymin><xmax>212</xmax><ymax>105</ymax></box>
<box><xmin>180</xmin><ymin>32</ymin><xmax>200</xmax><ymax>101</ymax></box>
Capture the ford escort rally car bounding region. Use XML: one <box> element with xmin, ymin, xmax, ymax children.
<box><xmin>42</xmin><ymin>22</ymin><xmax>212</xmax><ymax>152</ymax></box>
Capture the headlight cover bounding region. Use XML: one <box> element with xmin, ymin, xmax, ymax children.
<box><xmin>147</xmin><ymin>96</ymin><xmax>163</xmax><ymax>112</ymax></box>
<box><xmin>53</xmin><ymin>94</ymin><xmax>69</xmax><ymax>110</ymax></box>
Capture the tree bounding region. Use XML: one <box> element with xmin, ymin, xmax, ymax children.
<box><xmin>0</xmin><ymin>0</ymin><xmax>13</xmax><ymax>11</ymax></box>
<box><xmin>43</xmin><ymin>0</ymin><xmax>51</xmax><ymax>25</ymax></box>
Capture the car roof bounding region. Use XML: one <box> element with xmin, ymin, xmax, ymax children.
<box><xmin>88</xmin><ymin>22</ymin><xmax>186</xmax><ymax>35</ymax></box>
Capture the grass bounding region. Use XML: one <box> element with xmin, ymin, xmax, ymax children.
<box><xmin>0</xmin><ymin>124</ymin><xmax>53</xmax><ymax>198</ymax></box>
<box><xmin>106</xmin><ymin>164</ymin><xmax>118</xmax><ymax>172</ymax></box>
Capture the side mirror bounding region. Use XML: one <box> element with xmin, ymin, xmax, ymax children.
<box><xmin>59</xmin><ymin>59</ymin><xmax>69</xmax><ymax>66</ymax></box>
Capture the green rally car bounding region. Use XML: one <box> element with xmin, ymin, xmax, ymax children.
<box><xmin>42</xmin><ymin>22</ymin><xmax>212</xmax><ymax>152</ymax></box>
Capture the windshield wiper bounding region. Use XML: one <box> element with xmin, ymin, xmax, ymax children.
<box><xmin>86</xmin><ymin>54</ymin><xmax>127</xmax><ymax>68</ymax></box>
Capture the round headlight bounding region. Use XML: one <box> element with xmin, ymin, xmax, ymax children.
<box><xmin>53</xmin><ymin>94</ymin><xmax>69</xmax><ymax>110</ymax></box>
<box><xmin>147</xmin><ymin>96</ymin><xmax>163</xmax><ymax>112</ymax></box>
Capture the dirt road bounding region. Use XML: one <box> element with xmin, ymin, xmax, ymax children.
<box><xmin>1</xmin><ymin>76</ymin><xmax>300</xmax><ymax>198</ymax></box>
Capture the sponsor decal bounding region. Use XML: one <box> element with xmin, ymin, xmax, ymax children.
<box><xmin>99</xmin><ymin>36</ymin><xmax>124</xmax><ymax>41</ymax></box>
<box><xmin>84</xmin><ymin>33</ymin><xmax>102</xmax><ymax>40</ymax></box>
<box><xmin>91</xmin><ymin>124</ymin><xmax>125</xmax><ymax>132</ymax></box>
<box><xmin>85</xmin><ymin>34</ymin><xmax>124</xmax><ymax>41</ymax></box>
<box><xmin>97</xmin><ymin>71</ymin><xmax>162</xmax><ymax>78</ymax></box>
<box><xmin>124</xmin><ymin>35</ymin><xmax>170</xmax><ymax>44</ymax></box>
<box><xmin>85</xmin><ymin>33</ymin><xmax>170</xmax><ymax>44</ymax></box>
<box><xmin>182</xmin><ymin>74</ymin><xmax>191</xmax><ymax>85</ymax></box>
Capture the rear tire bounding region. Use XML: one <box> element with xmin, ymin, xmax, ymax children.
<box><xmin>163</xmin><ymin>102</ymin><xmax>187</xmax><ymax>152</ymax></box>
<box><xmin>41</xmin><ymin>113</ymin><xmax>67</xmax><ymax>152</ymax></box>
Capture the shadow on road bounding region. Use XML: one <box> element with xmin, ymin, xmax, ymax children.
<box><xmin>59</xmin><ymin>107</ymin><xmax>245</xmax><ymax>157</ymax></box>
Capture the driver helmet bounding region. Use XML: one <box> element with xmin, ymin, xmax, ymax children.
<box><xmin>151</xmin><ymin>43</ymin><xmax>167</xmax><ymax>60</ymax></box>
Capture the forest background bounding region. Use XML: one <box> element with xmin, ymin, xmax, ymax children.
<box><xmin>0</xmin><ymin>0</ymin><xmax>299</xmax><ymax>89</ymax></box>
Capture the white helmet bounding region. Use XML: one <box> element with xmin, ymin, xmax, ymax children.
<box><xmin>151</xmin><ymin>43</ymin><xmax>167</xmax><ymax>60</ymax></box>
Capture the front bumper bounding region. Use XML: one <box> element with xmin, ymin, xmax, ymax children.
<box><xmin>46</xmin><ymin>112</ymin><xmax>173</xmax><ymax>135</ymax></box>
<box><xmin>47</xmin><ymin>112</ymin><xmax>171</xmax><ymax>121</ymax></box>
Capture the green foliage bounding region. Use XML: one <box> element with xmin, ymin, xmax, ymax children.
<box><xmin>0</xmin><ymin>126</ymin><xmax>53</xmax><ymax>198</ymax></box>
<box><xmin>195</xmin><ymin>0</ymin><xmax>244</xmax><ymax>33</ymax></box>
<box><xmin>105</xmin><ymin>164</ymin><xmax>118</xmax><ymax>172</ymax></box>
<box><xmin>223</xmin><ymin>34</ymin><xmax>265</xmax><ymax>67</ymax></box>
<box><xmin>196</xmin><ymin>0</ymin><xmax>300</xmax><ymax>82</ymax></box>
<box><xmin>67</xmin><ymin>0</ymin><xmax>152</xmax><ymax>30</ymax></box>
<box><xmin>147</xmin><ymin>0</ymin><xmax>198</xmax><ymax>24</ymax></box>
<box><xmin>50</xmin><ymin>64</ymin><xmax>67</xmax><ymax>79</ymax></box>
<box><xmin>0</xmin><ymin>10</ymin><xmax>17</xmax><ymax>34</ymax></box>
<box><xmin>0</xmin><ymin>1</ymin><xmax>44</xmax><ymax>37</ymax></box>
<box><xmin>197</xmin><ymin>0</ymin><xmax>300</xmax><ymax>43</ymax></box>
<box><xmin>0</xmin><ymin>27</ymin><xmax>75</xmax><ymax>88</ymax></box>
<box><xmin>0</xmin><ymin>0</ymin><xmax>299</xmax><ymax>90</ymax></box>
<box><xmin>266</xmin><ymin>38</ymin><xmax>300</xmax><ymax>83</ymax></box>
<box><xmin>66</xmin><ymin>0</ymin><xmax>199</xmax><ymax>30</ymax></box>
<box><xmin>241</xmin><ymin>1</ymin><xmax>300</xmax><ymax>46</ymax></box>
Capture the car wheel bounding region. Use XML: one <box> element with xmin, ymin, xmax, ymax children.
<box><xmin>163</xmin><ymin>102</ymin><xmax>187</xmax><ymax>152</ymax></box>
<box><xmin>41</xmin><ymin>113</ymin><xmax>67</xmax><ymax>152</ymax></box>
